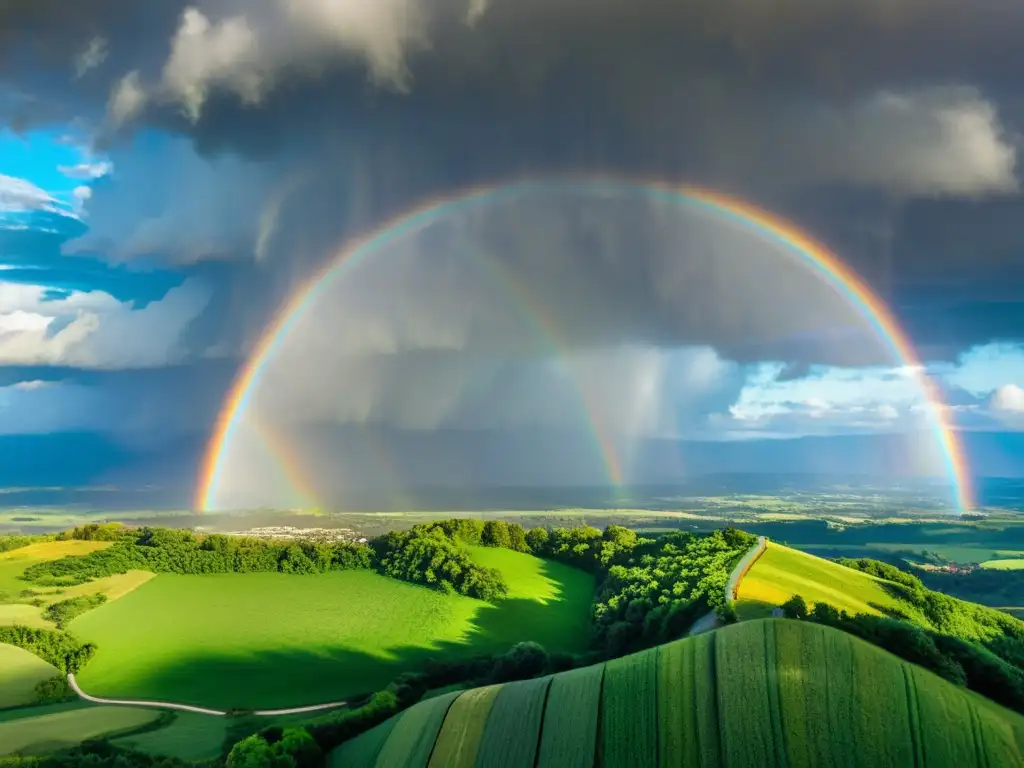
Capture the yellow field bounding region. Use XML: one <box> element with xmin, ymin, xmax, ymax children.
<box><xmin>736</xmin><ymin>543</ymin><xmax>906</xmax><ymax>619</ymax></box>
<box><xmin>0</xmin><ymin>541</ymin><xmax>153</xmax><ymax>628</ymax></box>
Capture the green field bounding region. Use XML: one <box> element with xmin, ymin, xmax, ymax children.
<box><xmin>0</xmin><ymin>702</ymin><xmax>161</xmax><ymax>757</ymax></box>
<box><xmin>72</xmin><ymin>551</ymin><xmax>593</xmax><ymax>710</ymax></box>
<box><xmin>111</xmin><ymin>711</ymin><xmax>229</xmax><ymax>761</ymax></box>
<box><xmin>736</xmin><ymin>542</ymin><xmax>907</xmax><ymax>619</ymax></box>
<box><xmin>331</xmin><ymin>619</ymin><xmax>1024</xmax><ymax>768</ymax></box>
<box><xmin>0</xmin><ymin>643</ymin><xmax>59</xmax><ymax>709</ymax></box>
<box><xmin>982</xmin><ymin>559</ymin><xmax>1024</xmax><ymax>570</ymax></box>
<box><xmin>866</xmin><ymin>543</ymin><xmax>1024</xmax><ymax>564</ymax></box>
<box><xmin>0</xmin><ymin>540</ymin><xmax>153</xmax><ymax>628</ymax></box>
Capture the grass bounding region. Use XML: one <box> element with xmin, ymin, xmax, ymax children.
<box><xmin>736</xmin><ymin>542</ymin><xmax>906</xmax><ymax>619</ymax></box>
<box><xmin>0</xmin><ymin>540</ymin><xmax>151</xmax><ymax>628</ymax></box>
<box><xmin>536</xmin><ymin>663</ymin><xmax>604</xmax><ymax>768</ymax></box>
<box><xmin>331</xmin><ymin>620</ymin><xmax>1024</xmax><ymax>768</ymax></box>
<box><xmin>111</xmin><ymin>711</ymin><xmax>229</xmax><ymax>761</ymax></box>
<box><xmin>0</xmin><ymin>643</ymin><xmax>59</xmax><ymax>709</ymax></box>
<box><xmin>72</xmin><ymin>554</ymin><xmax>592</xmax><ymax>710</ymax></box>
<box><xmin>465</xmin><ymin>545</ymin><xmax>595</xmax><ymax>651</ymax></box>
<box><xmin>867</xmin><ymin>543</ymin><xmax>1024</xmax><ymax>564</ymax></box>
<box><xmin>0</xmin><ymin>703</ymin><xmax>161</xmax><ymax>756</ymax></box>
<box><xmin>981</xmin><ymin>559</ymin><xmax>1024</xmax><ymax>570</ymax></box>
<box><xmin>473</xmin><ymin>676</ymin><xmax>552</xmax><ymax>768</ymax></box>
<box><xmin>373</xmin><ymin>690</ymin><xmax>459</xmax><ymax>768</ymax></box>
<box><xmin>427</xmin><ymin>684</ymin><xmax>502</xmax><ymax>768</ymax></box>
<box><xmin>601</xmin><ymin>649</ymin><xmax>658</xmax><ymax>768</ymax></box>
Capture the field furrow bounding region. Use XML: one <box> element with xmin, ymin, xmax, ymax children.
<box><xmin>600</xmin><ymin>647</ymin><xmax>659</xmax><ymax>768</ymax></box>
<box><xmin>821</xmin><ymin>628</ymin><xmax>857</xmax><ymax>768</ymax></box>
<box><xmin>692</xmin><ymin>631</ymin><xmax>724</xmax><ymax>768</ymax></box>
<box><xmin>716</xmin><ymin>621</ymin><xmax>776</xmax><ymax>768</ymax></box>
<box><xmin>657</xmin><ymin>637</ymin><xmax>698</xmax><ymax>767</ymax></box>
<box><xmin>969</xmin><ymin>698</ymin><xmax>1024</xmax><ymax>768</ymax></box>
<box><xmin>427</xmin><ymin>684</ymin><xmax>502</xmax><ymax>768</ymax></box>
<box><xmin>902</xmin><ymin>665</ymin><xmax>924</xmax><ymax>768</ymax></box>
<box><xmin>374</xmin><ymin>690</ymin><xmax>460</xmax><ymax>768</ymax></box>
<box><xmin>536</xmin><ymin>663</ymin><xmax>605</xmax><ymax>768</ymax></box>
<box><xmin>849</xmin><ymin>642</ymin><xmax>914</xmax><ymax>768</ymax></box>
<box><xmin>473</xmin><ymin>675</ymin><xmax>552</xmax><ymax>768</ymax></box>
<box><xmin>763</xmin><ymin>620</ymin><xmax>788</xmax><ymax>768</ymax></box>
<box><xmin>773</xmin><ymin>620</ymin><xmax>832</xmax><ymax>768</ymax></box>
<box><xmin>909</xmin><ymin>665</ymin><xmax>979</xmax><ymax>768</ymax></box>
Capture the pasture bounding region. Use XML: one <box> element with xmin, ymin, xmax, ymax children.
<box><xmin>0</xmin><ymin>643</ymin><xmax>59</xmax><ymax>709</ymax></box>
<box><xmin>0</xmin><ymin>702</ymin><xmax>161</xmax><ymax>757</ymax></box>
<box><xmin>71</xmin><ymin>551</ymin><xmax>593</xmax><ymax>710</ymax></box>
<box><xmin>330</xmin><ymin>619</ymin><xmax>1024</xmax><ymax>768</ymax></box>
<box><xmin>735</xmin><ymin>542</ymin><xmax>905</xmax><ymax>619</ymax></box>
<box><xmin>981</xmin><ymin>559</ymin><xmax>1024</xmax><ymax>570</ymax></box>
<box><xmin>0</xmin><ymin>540</ymin><xmax>152</xmax><ymax>629</ymax></box>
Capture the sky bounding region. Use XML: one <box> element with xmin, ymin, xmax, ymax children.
<box><xmin>1</xmin><ymin>0</ymin><xmax>1023</xmax><ymax>509</ymax></box>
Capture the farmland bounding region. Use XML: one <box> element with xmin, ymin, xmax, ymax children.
<box><xmin>735</xmin><ymin>542</ymin><xmax>905</xmax><ymax>619</ymax></box>
<box><xmin>0</xmin><ymin>643</ymin><xmax>58</xmax><ymax>709</ymax></box>
<box><xmin>0</xmin><ymin>540</ymin><xmax>153</xmax><ymax>629</ymax></box>
<box><xmin>71</xmin><ymin>549</ymin><xmax>592</xmax><ymax>710</ymax></box>
<box><xmin>330</xmin><ymin>619</ymin><xmax>1024</xmax><ymax>768</ymax></box>
<box><xmin>0</xmin><ymin>701</ymin><xmax>162</xmax><ymax>757</ymax></box>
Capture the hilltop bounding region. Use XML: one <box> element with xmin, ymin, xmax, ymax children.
<box><xmin>329</xmin><ymin>619</ymin><xmax>1024</xmax><ymax>768</ymax></box>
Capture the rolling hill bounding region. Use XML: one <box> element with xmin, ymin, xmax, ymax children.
<box><xmin>735</xmin><ymin>542</ymin><xmax>906</xmax><ymax>619</ymax></box>
<box><xmin>330</xmin><ymin>619</ymin><xmax>1024</xmax><ymax>768</ymax></box>
<box><xmin>69</xmin><ymin>547</ymin><xmax>594</xmax><ymax>710</ymax></box>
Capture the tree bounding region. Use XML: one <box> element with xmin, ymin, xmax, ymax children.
<box><xmin>781</xmin><ymin>595</ymin><xmax>809</xmax><ymax>620</ymax></box>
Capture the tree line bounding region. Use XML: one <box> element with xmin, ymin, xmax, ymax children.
<box><xmin>0</xmin><ymin>625</ymin><xmax>95</xmax><ymax>674</ymax></box>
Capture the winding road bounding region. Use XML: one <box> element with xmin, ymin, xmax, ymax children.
<box><xmin>67</xmin><ymin>674</ymin><xmax>350</xmax><ymax>717</ymax></box>
<box><xmin>687</xmin><ymin>535</ymin><xmax>768</xmax><ymax>637</ymax></box>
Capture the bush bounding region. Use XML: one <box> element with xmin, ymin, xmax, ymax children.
<box><xmin>0</xmin><ymin>625</ymin><xmax>96</xmax><ymax>673</ymax></box>
<box><xmin>43</xmin><ymin>594</ymin><xmax>108</xmax><ymax>629</ymax></box>
<box><xmin>781</xmin><ymin>594</ymin><xmax>809</xmax><ymax>620</ymax></box>
<box><xmin>34</xmin><ymin>675</ymin><xmax>73</xmax><ymax>704</ymax></box>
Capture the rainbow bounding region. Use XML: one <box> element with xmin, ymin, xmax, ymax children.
<box><xmin>246</xmin><ymin>417</ymin><xmax>322</xmax><ymax>510</ymax></box>
<box><xmin>196</xmin><ymin>178</ymin><xmax>974</xmax><ymax>513</ymax></box>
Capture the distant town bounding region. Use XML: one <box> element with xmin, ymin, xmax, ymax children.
<box><xmin>220</xmin><ymin>525</ymin><xmax>368</xmax><ymax>544</ymax></box>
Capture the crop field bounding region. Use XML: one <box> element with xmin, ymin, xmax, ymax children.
<box><xmin>735</xmin><ymin>543</ymin><xmax>906</xmax><ymax>619</ymax></box>
<box><xmin>0</xmin><ymin>702</ymin><xmax>161</xmax><ymax>757</ymax></box>
<box><xmin>0</xmin><ymin>540</ymin><xmax>152</xmax><ymax>628</ymax></box>
<box><xmin>71</xmin><ymin>555</ymin><xmax>592</xmax><ymax>710</ymax></box>
<box><xmin>0</xmin><ymin>643</ymin><xmax>59</xmax><ymax>709</ymax></box>
<box><xmin>866</xmin><ymin>543</ymin><xmax>1024</xmax><ymax>564</ymax></box>
<box><xmin>981</xmin><ymin>558</ymin><xmax>1024</xmax><ymax>570</ymax></box>
<box><xmin>111</xmin><ymin>711</ymin><xmax>229</xmax><ymax>761</ymax></box>
<box><xmin>331</xmin><ymin>620</ymin><xmax>1024</xmax><ymax>768</ymax></box>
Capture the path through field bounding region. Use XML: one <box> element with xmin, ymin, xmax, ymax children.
<box><xmin>688</xmin><ymin>535</ymin><xmax>768</xmax><ymax>637</ymax></box>
<box><xmin>67</xmin><ymin>674</ymin><xmax>350</xmax><ymax>717</ymax></box>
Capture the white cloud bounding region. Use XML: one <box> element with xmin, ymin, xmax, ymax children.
<box><xmin>778</xmin><ymin>86</ymin><xmax>1019</xmax><ymax>196</ymax></box>
<box><xmin>109</xmin><ymin>0</ymin><xmax>429</xmax><ymax>123</ymax></box>
<box><xmin>990</xmin><ymin>384</ymin><xmax>1024</xmax><ymax>426</ymax></box>
<box><xmin>0</xmin><ymin>280</ymin><xmax>210</xmax><ymax>369</ymax></box>
<box><xmin>58</xmin><ymin>161</ymin><xmax>113</xmax><ymax>180</ymax></box>
<box><xmin>109</xmin><ymin>71</ymin><xmax>147</xmax><ymax>127</ymax></box>
<box><xmin>0</xmin><ymin>174</ymin><xmax>72</xmax><ymax>216</ymax></box>
<box><xmin>73</xmin><ymin>36</ymin><xmax>108</xmax><ymax>80</ymax></box>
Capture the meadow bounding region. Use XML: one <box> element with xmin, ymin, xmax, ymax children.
<box><xmin>0</xmin><ymin>540</ymin><xmax>153</xmax><ymax>629</ymax></box>
<box><xmin>71</xmin><ymin>551</ymin><xmax>593</xmax><ymax>710</ymax></box>
<box><xmin>735</xmin><ymin>543</ymin><xmax>905</xmax><ymax>619</ymax></box>
<box><xmin>0</xmin><ymin>643</ymin><xmax>58</xmax><ymax>709</ymax></box>
<box><xmin>330</xmin><ymin>619</ymin><xmax>1024</xmax><ymax>768</ymax></box>
<box><xmin>0</xmin><ymin>701</ymin><xmax>162</xmax><ymax>757</ymax></box>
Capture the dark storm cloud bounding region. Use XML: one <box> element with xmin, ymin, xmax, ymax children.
<box><xmin>4</xmin><ymin>0</ymin><xmax>1023</xmax><ymax>367</ymax></box>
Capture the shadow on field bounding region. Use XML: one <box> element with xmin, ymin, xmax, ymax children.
<box><xmin>109</xmin><ymin>560</ymin><xmax>594</xmax><ymax>711</ymax></box>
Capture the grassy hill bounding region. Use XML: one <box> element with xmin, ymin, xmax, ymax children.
<box><xmin>0</xmin><ymin>701</ymin><xmax>162</xmax><ymax>757</ymax></box>
<box><xmin>735</xmin><ymin>542</ymin><xmax>905</xmax><ymax>619</ymax></box>
<box><xmin>70</xmin><ymin>550</ymin><xmax>593</xmax><ymax>710</ymax></box>
<box><xmin>0</xmin><ymin>540</ymin><xmax>153</xmax><ymax>629</ymax></box>
<box><xmin>330</xmin><ymin>619</ymin><xmax>1024</xmax><ymax>768</ymax></box>
<box><xmin>0</xmin><ymin>643</ymin><xmax>59</xmax><ymax>709</ymax></box>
